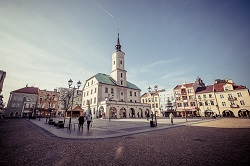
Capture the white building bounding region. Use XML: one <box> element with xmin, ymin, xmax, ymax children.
<box><xmin>158</xmin><ymin>89</ymin><xmax>176</xmax><ymax>117</ymax></box>
<box><xmin>82</xmin><ymin>33</ymin><xmax>150</xmax><ymax>119</ymax></box>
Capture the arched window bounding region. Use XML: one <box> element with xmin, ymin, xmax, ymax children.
<box><xmin>121</xmin><ymin>73</ymin><xmax>123</xmax><ymax>78</ymax></box>
<box><xmin>121</xmin><ymin>80</ymin><xmax>123</xmax><ymax>85</ymax></box>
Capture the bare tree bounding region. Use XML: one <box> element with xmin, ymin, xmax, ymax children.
<box><xmin>59</xmin><ymin>88</ymin><xmax>74</xmax><ymax>124</ymax></box>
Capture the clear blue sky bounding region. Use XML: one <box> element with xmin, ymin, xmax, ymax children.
<box><xmin>1</xmin><ymin>0</ymin><xmax>250</xmax><ymax>104</ymax></box>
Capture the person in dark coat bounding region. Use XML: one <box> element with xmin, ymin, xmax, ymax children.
<box><xmin>78</xmin><ymin>115</ymin><xmax>85</xmax><ymax>131</ymax></box>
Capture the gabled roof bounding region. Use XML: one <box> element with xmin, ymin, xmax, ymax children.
<box><xmin>174</xmin><ymin>83</ymin><xmax>194</xmax><ymax>90</ymax></box>
<box><xmin>214</xmin><ymin>82</ymin><xmax>247</xmax><ymax>92</ymax></box>
<box><xmin>11</xmin><ymin>86</ymin><xmax>39</xmax><ymax>94</ymax></box>
<box><xmin>94</xmin><ymin>73</ymin><xmax>140</xmax><ymax>90</ymax></box>
<box><xmin>196</xmin><ymin>85</ymin><xmax>214</xmax><ymax>93</ymax></box>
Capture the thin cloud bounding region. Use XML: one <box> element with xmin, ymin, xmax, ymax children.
<box><xmin>139</xmin><ymin>58</ymin><xmax>180</xmax><ymax>73</ymax></box>
<box><xmin>160</xmin><ymin>66</ymin><xmax>194</xmax><ymax>80</ymax></box>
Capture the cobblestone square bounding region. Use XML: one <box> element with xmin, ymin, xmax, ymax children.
<box><xmin>0</xmin><ymin>118</ymin><xmax>250</xmax><ymax>166</ymax></box>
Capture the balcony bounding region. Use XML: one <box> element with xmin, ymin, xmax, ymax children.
<box><xmin>230</xmin><ymin>104</ymin><xmax>239</xmax><ymax>108</ymax></box>
<box><xmin>228</xmin><ymin>97</ymin><xmax>237</xmax><ymax>101</ymax></box>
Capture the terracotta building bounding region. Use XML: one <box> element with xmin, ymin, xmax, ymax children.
<box><xmin>174</xmin><ymin>77</ymin><xmax>205</xmax><ymax>117</ymax></box>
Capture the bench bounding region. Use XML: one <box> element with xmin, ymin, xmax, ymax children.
<box><xmin>48</xmin><ymin>119</ymin><xmax>55</xmax><ymax>125</ymax></box>
<box><xmin>54</xmin><ymin>121</ymin><xmax>64</xmax><ymax>128</ymax></box>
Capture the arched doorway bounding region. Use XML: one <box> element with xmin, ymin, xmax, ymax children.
<box><xmin>109</xmin><ymin>107</ymin><xmax>117</xmax><ymax>118</ymax></box>
<box><xmin>145</xmin><ymin>109</ymin><xmax>150</xmax><ymax>117</ymax></box>
<box><xmin>119</xmin><ymin>107</ymin><xmax>126</xmax><ymax>118</ymax></box>
<box><xmin>137</xmin><ymin>108</ymin><xmax>143</xmax><ymax>118</ymax></box>
<box><xmin>205</xmin><ymin>110</ymin><xmax>213</xmax><ymax>117</ymax></box>
<box><xmin>99</xmin><ymin>106</ymin><xmax>104</xmax><ymax>118</ymax></box>
<box><xmin>129</xmin><ymin>108</ymin><xmax>135</xmax><ymax>118</ymax></box>
<box><xmin>238</xmin><ymin>110</ymin><xmax>249</xmax><ymax>117</ymax></box>
<box><xmin>222</xmin><ymin>110</ymin><xmax>235</xmax><ymax>117</ymax></box>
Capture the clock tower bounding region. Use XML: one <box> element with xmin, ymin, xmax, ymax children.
<box><xmin>110</xmin><ymin>33</ymin><xmax>127</xmax><ymax>87</ymax></box>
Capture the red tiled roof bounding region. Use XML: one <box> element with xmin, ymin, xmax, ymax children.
<box><xmin>196</xmin><ymin>85</ymin><xmax>214</xmax><ymax>93</ymax></box>
<box><xmin>174</xmin><ymin>83</ymin><xmax>194</xmax><ymax>90</ymax></box>
<box><xmin>214</xmin><ymin>82</ymin><xmax>246</xmax><ymax>92</ymax></box>
<box><xmin>12</xmin><ymin>86</ymin><xmax>39</xmax><ymax>94</ymax></box>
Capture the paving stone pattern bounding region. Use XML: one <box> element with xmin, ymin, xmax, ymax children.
<box><xmin>0</xmin><ymin>118</ymin><xmax>250</xmax><ymax>166</ymax></box>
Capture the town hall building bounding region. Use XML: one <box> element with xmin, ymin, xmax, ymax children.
<box><xmin>81</xmin><ymin>33</ymin><xmax>150</xmax><ymax>119</ymax></box>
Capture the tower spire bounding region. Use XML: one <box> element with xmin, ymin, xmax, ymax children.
<box><xmin>115</xmin><ymin>29</ymin><xmax>121</xmax><ymax>51</ymax></box>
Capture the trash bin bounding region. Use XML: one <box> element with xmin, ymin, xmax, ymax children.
<box><xmin>150</xmin><ymin>120</ymin><xmax>156</xmax><ymax>127</ymax></box>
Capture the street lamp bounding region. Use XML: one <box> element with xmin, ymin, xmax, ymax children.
<box><xmin>39</xmin><ymin>97</ymin><xmax>42</xmax><ymax>121</ymax></box>
<box><xmin>68</xmin><ymin>79</ymin><xmax>81</xmax><ymax>130</ymax></box>
<box><xmin>183</xmin><ymin>99</ymin><xmax>187</xmax><ymax>122</ymax></box>
<box><xmin>148</xmin><ymin>85</ymin><xmax>158</xmax><ymax>126</ymax></box>
<box><xmin>105</xmin><ymin>94</ymin><xmax>113</xmax><ymax>121</ymax></box>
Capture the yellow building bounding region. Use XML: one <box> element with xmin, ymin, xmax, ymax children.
<box><xmin>141</xmin><ymin>86</ymin><xmax>161</xmax><ymax>116</ymax></box>
<box><xmin>214</xmin><ymin>79</ymin><xmax>250</xmax><ymax>117</ymax></box>
<box><xmin>195</xmin><ymin>85</ymin><xmax>219</xmax><ymax>117</ymax></box>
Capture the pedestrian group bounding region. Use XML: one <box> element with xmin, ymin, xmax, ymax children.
<box><xmin>78</xmin><ymin>114</ymin><xmax>93</xmax><ymax>131</ymax></box>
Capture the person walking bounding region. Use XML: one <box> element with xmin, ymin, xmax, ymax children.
<box><xmin>86</xmin><ymin>114</ymin><xmax>92</xmax><ymax>130</ymax></box>
<box><xmin>169</xmin><ymin>113</ymin><xmax>174</xmax><ymax>124</ymax></box>
<box><xmin>78</xmin><ymin>115</ymin><xmax>85</xmax><ymax>131</ymax></box>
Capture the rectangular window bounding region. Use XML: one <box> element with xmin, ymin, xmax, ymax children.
<box><xmin>189</xmin><ymin>95</ymin><xmax>194</xmax><ymax>100</ymax></box>
<box><xmin>210</xmin><ymin>100</ymin><xmax>214</xmax><ymax>105</ymax></box>
<box><xmin>91</xmin><ymin>89</ymin><xmax>93</xmax><ymax>94</ymax></box>
<box><xmin>156</xmin><ymin>103</ymin><xmax>158</xmax><ymax>108</ymax></box>
<box><xmin>203</xmin><ymin>94</ymin><xmax>206</xmax><ymax>98</ymax></box>
<box><xmin>222</xmin><ymin>102</ymin><xmax>226</xmax><ymax>106</ymax></box>
<box><xmin>230</xmin><ymin>101</ymin><xmax>235</xmax><ymax>105</ymax></box>
<box><xmin>111</xmin><ymin>88</ymin><xmax>114</xmax><ymax>94</ymax></box>
<box><xmin>199</xmin><ymin>102</ymin><xmax>203</xmax><ymax>106</ymax></box>
<box><xmin>220</xmin><ymin>94</ymin><xmax>224</xmax><ymax>99</ymax></box>
<box><xmin>95</xmin><ymin>88</ymin><xmax>97</xmax><ymax>93</ymax></box>
<box><xmin>184</xmin><ymin>102</ymin><xmax>189</xmax><ymax>107</ymax></box>
<box><xmin>94</xmin><ymin>97</ymin><xmax>96</xmax><ymax>103</ymax></box>
<box><xmin>205</xmin><ymin>101</ymin><xmax>208</xmax><ymax>106</ymax></box>
<box><xmin>105</xmin><ymin>87</ymin><xmax>108</xmax><ymax>93</ymax></box>
<box><xmin>142</xmin><ymin>99</ymin><xmax>144</xmax><ymax>103</ymax></box>
<box><xmin>240</xmin><ymin>100</ymin><xmax>245</xmax><ymax>105</ymax></box>
<box><xmin>134</xmin><ymin>92</ymin><xmax>137</xmax><ymax>97</ymax></box>
<box><xmin>121</xmin><ymin>73</ymin><xmax>123</xmax><ymax>78</ymax></box>
<box><xmin>155</xmin><ymin>97</ymin><xmax>157</xmax><ymax>102</ymax></box>
<box><xmin>237</xmin><ymin>92</ymin><xmax>242</xmax><ymax>97</ymax></box>
<box><xmin>188</xmin><ymin>89</ymin><xmax>192</xmax><ymax>93</ymax></box>
<box><xmin>177</xmin><ymin>103</ymin><xmax>182</xmax><ymax>107</ymax></box>
<box><xmin>209</xmin><ymin>94</ymin><xmax>212</xmax><ymax>98</ymax></box>
<box><xmin>190</xmin><ymin>102</ymin><xmax>196</xmax><ymax>106</ymax></box>
<box><xmin>130</xmin><ymin>91</ymin><xmax>132</xmax><ymax>96</ymax></box>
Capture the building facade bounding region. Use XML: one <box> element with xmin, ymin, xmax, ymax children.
<box><xmin>5</xmin><ymin>86</ymin><xmax>38</xmax><ymax>117</ymax></box>
<box><xmin>0</xmin><ymin>70</ymin><xmax>6</xmax><ymax>116</ymax></box>
<box><xmin>82</xmin><ymin>33</ymin><xmax>150</xmax><ymax>119</ymax></box>
<box><xmin>195</xmin><ymin>85</ymin><xmax>219</xmax><ymax>117</ymax></box>
<box><xmin>37</xmin><ymin>89</ymin><xmax>60</xmax><ymax>117</ymax></box>
<box><xmin>174</xmin><ymin>77</ymin><xmax>205</xmax><ymax>117</ymax></box>
<box><xmin>214</xmin><ymin>79</ymin><xmax>250</xmax><ymax>117</ymax></box>
<box><xmin>158</xmin><ymin>89</ymin><xmax>176</xmax><ymax>117</ymax></box>
<box><xmin>141</xmin><ymin>88</ymin><xmax>162</xmax><ymax>116</ymax></box>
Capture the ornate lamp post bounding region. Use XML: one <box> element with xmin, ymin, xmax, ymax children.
<box><xmin>183</xmin><ymin>99</ymin><xmax>187</xmax><ymax>122</ymax></box>
<box><xmin>148</xmin><ymin>85</ymin><xmax>158</xmax><ymax>126</ymax></box>
<box><xmin>68</xmin><ymin>79</ymin><xmax>81</xmax><ymax>130</ymax></box>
